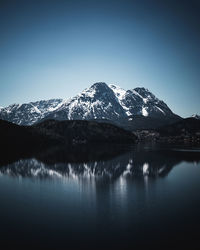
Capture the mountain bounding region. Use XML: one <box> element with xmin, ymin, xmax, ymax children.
<box><xmin>42</xmin><ymin>82</ymin><xmax>127</xmax><ymax>122</ymax></box>
<box><xmin>0</xmin><ymin>119</ymin><xmax>60</xmax><ymax>155</ymax></box>
<box><xmin>44</xmin><ymin>83</ymin><xmax>180</xmax><ymax>123</ymax></box>
<box><xmin>0</xmin><ymin>99</ymin><xmax>64</xmax><ymax>125</ymax></box>
<box><xmin>0</xmin><ymin>118</ymin><xmax>136</xmax><ymax>162</ymax></box>
<box><xmin>33</xmin><ymin>119</ymin><xmax>137</xmax><ymax>144</ymax></box>
<box><xmin>110</xmin><ymin>84</ymin><xmax>176</xmax><ymax>119</ymax></box>
<box><xmin>0</xmin><ymin>82</ymin><xmax>180</xmax><ymax>128</ymax></box>
<box><xmin>157</xmin><ymin>117</ymin><xmax>200</xmax><ymax>136</ymax></box>
<box><xmin>191</xmin><ymin>114</ymin><xmax>200</xmax><ymax>120</ymax></box>
<box><xmin>0</xmin><ymin>118</ymin><xmax>137</xmax><ymax>168</ymax></box>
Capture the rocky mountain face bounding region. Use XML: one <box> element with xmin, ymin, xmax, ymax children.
<box><xmin>0</xmin><ymin>82</ymin><xmax>180</xmax><ymax>128</ymax></box>
<box><xmin>110</xmin><ymin>84</ymin><xmax>175</xmax><ymax>119</ymax></box>
<box><xmin>43</xmin><ymin>82</ymin><xmax>128</xmax><ymax>122</ymax></box>
<box><xmin>191</xmin><ymin>114</ymin><xmax>200</xmax><ymax>120</ymax></box>
<box><xmin>0</xmin><ymin>99</ymin><xmax>64</xmax><ymax>125</ymax></box>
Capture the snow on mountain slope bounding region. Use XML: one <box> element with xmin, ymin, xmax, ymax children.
<box><xmin>109</xmin><ymin>84</ymin><xmax>131</xmax><ymax>116</ymax></box>
<box><xmin>0</xmin><ymin>99</ymin><xmax>64</xmax><ymax>125</ymax></box>
<box><xmin>123</xmin><ymin>87</ymin><xmax>175</xmax><ymax>118</ymax></box>
<box><xmin>110</xmin><ymin>85</ymin><xmax>174</xmax><ymax>119</ymax></box>
<box><xmin>109</xmin><ymin>84</ymin><xmax>126</xmax><ymax>101</ymax></box>
<box><xmin>44</xmin><ymin>82</ymin><xmax>127</xmax><ymax>121</ymax></box>
<box><xmin>0</xmin><ymin>82</ymin><xmax>179</xmax><ymax>125</ymax></box>
<box><xmin>191</xmin><ymin>114</ymin><xmax>200</xmax><ymax>120</ymax></box>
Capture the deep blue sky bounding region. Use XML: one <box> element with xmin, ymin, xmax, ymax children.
<box><xmin>0</xmin><ymin>0</ymin><xmax>199</xmax><ymax>117</ymax></box>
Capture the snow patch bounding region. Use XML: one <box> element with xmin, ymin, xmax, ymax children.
<box><xmin>47</xmin><ymin>100</ymin><xmax>66</xmax><ymax>112</ymax></box>
<box><xmin>31</xmin><ymin>104</ymin><xmax>41</xmax><ymax>114</ymax></box>
<box><xmin>142</xmin><ymin>107</ymin><xmax>148</xmax><ymax>116</ymax></box>
<box><xmin>156</xmin><ymin>106</ymin><xmax>165</xmax><ymax>115</ymax></box>
<box><xmin>192</xmin><ymin>114</ymin><xmax>200</xmax><ymax>119</ymax></box>
<box><xmin>109</xmin><ymin>84</ymin><xmax>126</xmax><ymax>101</ymax></box>
<box><xmin>79</xmin><ymin>87</ymin><xmax>96</xmax><ymax>98</ymax></box>
<box><xmin>131</xmin><ymin>89</ymin><xmax>144</xmax><ymax>100</ymax></box>
<box><xmin>126</xmin><ymin>111</ymin><xmax>132</xmax><ymax>116</ymax></box>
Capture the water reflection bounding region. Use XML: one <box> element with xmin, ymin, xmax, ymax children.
<box><xmin>0</xmin><ymin>144</ymin><xmax>200</xmax><ymax>249</ymax></box>
<box><xmin>1</xmin><ymin>144</ymin><xmax>200</xmax><ymax>180</ymax></box>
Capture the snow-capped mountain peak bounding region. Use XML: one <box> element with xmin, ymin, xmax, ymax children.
<box><xmin>133</xmin><ymin>87</ymin><xmax>158</xmax><ymax>103</ymax></box>
<box><xmin>79</xmin><ymin>82</ymin><xmax>113</xmax><ymax>98</ymax></box>
<box><xmin>191</xmin><ymin>114</ymin><xmax>200</xmax><ymax>119</ymax></box>
<box><xmin>109</xmin><ymin>84</ymin><xmax>126</xmax><ymax>101</ymax></box>
<box><xmin>45</xmin><ymin>82</ymin><xmax>127</xmax><ymax>121</ymax></box>
<box><xmin>0</xmin><ymin>82</ymin><xmax>179</xmax><ymax>125</ymax></box>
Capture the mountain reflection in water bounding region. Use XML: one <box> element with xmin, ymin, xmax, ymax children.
<box><xmin>1</xmin><ymin>143</ymin><xmax>200</xmax><ymax>180</ymax></box>
<box><xmin>1</xmin><ymin>143</ymin><xmax>200</xmax><ymax>249</ymax></box>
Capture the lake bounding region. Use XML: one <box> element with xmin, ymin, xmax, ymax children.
<box><xmin>0</xmin><ymin>143</ymin><xmax>200</xmax><ymax>249</ymax></box>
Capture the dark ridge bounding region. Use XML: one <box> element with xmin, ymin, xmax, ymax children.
<box><xmin>0</xmin><ymin>118</ymin><xmax>137</xmax><ymax>166</ymax></box>
<box><xmin>157</xmin><ymin>117</ymin><xmax>200</xmax><ymax>136</ymax></box>
<box><xmin>33</xmin><ymin>119</ymin><xmax>137</xmax><ymax>144</ymax></box>
<box><xmin>92</xmin><ymin>115</ymin><xmax>182</xmax><ymax>131</ymax></box>
<box><xmin>123</xmin><ymin>115</ymin><xmax>182</xmax><ymax>131</ymax></box>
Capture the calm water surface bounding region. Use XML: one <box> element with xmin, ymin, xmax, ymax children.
<box><xmin>0</xmin><ymin>143</ymin><xmax>200</xmax><ymax>249</ymax></box>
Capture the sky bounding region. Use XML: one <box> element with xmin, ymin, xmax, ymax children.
<box><xmin>0</xmin><ymin>0</ymin><xmax>199</xmax><ymax>117</ymax></box>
